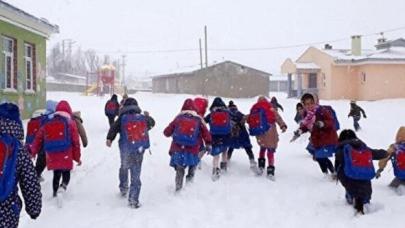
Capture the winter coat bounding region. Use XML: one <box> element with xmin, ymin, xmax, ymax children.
<box><xmin>334</xmin><ymin>139</ymin><xmax>387</xmax><ymax>202</ymax></box>
<box><xmin>0</xmin><ymin>105</ymin><xmax>41</xmax><ymax>228</ymax></box>
<box><xmin>378</xmin><ymin>126</ymin><xmax>405</xmax><ymax>170</ymax></box>
<box><xmin>205</xmin><ymin>97</ymin><xmax>231</xmax><ymax>147</ymax></box>
<box><xmin>255</xmin><ymin>111</ymin><xmax>286</xmax><ymax>149</ymax></box>
<box><xmin>72</xmin><ymin>111</ymin><xmax>88</xmax><ymax>148</ymax></box>
<box><xmin>348</xmin><ymin>103</ymin><xmax>366</xmax><ymax>119</ymax></box>
<box><xmin>107</xmin><ymin>99</ymin><xmax>155</xmax><ymax>150</ymax></box>
<box><xmin>105</xmin><ymin>95</ymin><xmax>120</xmax><ymax>117</ymax></box>
<box><xmin>300</xmin><ymin>106</ymin><xmax>338</xmax><ymax>149</ymax></box>
<box><xmin>228</xmin><ymin>106</ymin><xmax>252</xmax><ymax>149</ymax></box>
<box><xmin>30</xmin><ymin>101</ymin><xmax>81</xmax><ymax>171</ymax></box>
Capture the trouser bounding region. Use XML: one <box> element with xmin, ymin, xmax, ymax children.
<box><xmin>108</xmin><ymin>116</ymin><xmax>115</xmax><ymax>127</ymax></box>
<box><xmin>53</xmin><ymin>170</ymin><xmax>71</xmax><ymax>194</ymax></box>
<box><xmin>119</xmin><ymin>150</ymin><xmax>144</xmax><ymax>204</ymax></box>
<box><xmin>35</xmin><ymin>150</ymin><xmax>46</xmax><ymax>177</ymax></box>
<box><xmin>316</xmin><ymin>157</ymin><xmax>334</xmax><ymax>174</ymax></box>
<box><xmin>353</xmin><ymin>116</ymin><xmax>361</xmax><ymax>131</ymax></box>
<box><xmin>227</xmin><ymin>147</ymin><xmax>255</xmax><ymax>160</ymax></box>
<box><xmin>259</xmin><ymin>147</ymin><xmax>275</xmax><ymax>166</ymax></box>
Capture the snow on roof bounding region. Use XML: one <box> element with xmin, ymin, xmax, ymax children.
<box><xmin>321</xmin><ymin>47</ymin><xmax>405</xmax><ymax>63</ymax></box>
<box><xmin>295</xmin><ymin>62</ymin><xmax>320</xmax><ymax>69</ymax></box>
<box><xmin>270</xmin><ymin>75</ymin><xmax>288</xmax><ymax>81</ymax></box>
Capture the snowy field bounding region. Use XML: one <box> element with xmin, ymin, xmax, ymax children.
<box><xmin>20</xmin><ymin>92</ymin><xmax>405</xmax><ymax>228</ymax></box>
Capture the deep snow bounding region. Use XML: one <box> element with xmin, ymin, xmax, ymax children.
<box><xmin>19</xmin><ymin>92</ymin><xmax>405</xmax><ymax>228</ymax></box>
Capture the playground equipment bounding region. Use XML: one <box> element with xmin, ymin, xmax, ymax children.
<box><xmin>84</xmin><ymin>64</ymin><xmax>124</xmax><ymax>96</ymax></box>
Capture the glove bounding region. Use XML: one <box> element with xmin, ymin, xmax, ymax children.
<box><xmin>363</xmin><ymin>115</ymin><xmax>367</xmax><ymax>119</ymax></box>
<box><xmin>290</xmin><ymin>130</ymin><xmax>302</xmax><ymax>142</ymax></box>
<box><xmin>143</xmin><ymin>111</ymin><xmax>150</xmax><ymax>117</ymax></box>
<box><xmin>315</xmin><ymin>121</ymin><xmax>325</xmax><ymax>128</ymax></box>
<box><xmin>375</xmin><ymin>168</ymin><xmax>383</xmax><ymax>179</ymax></box>
<box><xmin>106</xmin><ymin>140</ymin><xmax>112</xmax><ymax>147</ymax></box>
<box><xmin>281</xmin><ymin>125</ymin><xmax>287</xmax><ymax>133</ymax></box>
<box><xmin>30</xmin><ymin>213</ymin><xmax>39</xmax><ymax>220</ymax></box>
<box><xmin>205</xmin><ymin>145</ymin><xmax>212</xmax><ymax>155</ymax></box>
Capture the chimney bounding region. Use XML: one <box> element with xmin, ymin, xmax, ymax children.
<box><xmin>324</xmin><ymin>44</ymin><xmax>332</xmax><ymax>50</ymax></box>
<box><xmin>377</xmin><ymin>37</ymin><xmax>387</xmax><ymax>44</ymax></box>
<box><xmin>351</xmin><ymin>35</ymin><xmax>362</xmax><ymax>56</ymax></box>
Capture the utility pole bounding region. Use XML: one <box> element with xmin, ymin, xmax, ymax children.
<box><xmin>204</xmin><ymin>25</ymin><xmax>208</xmax><ymax>67</ymax></box>
<box><xmin>199</xmin><ymin>38</ymin><xmax>203</xmax><ymax>69</ymax></box>
<box><xmin>121</xmin><ymin>55</ymin><xmax>127</xmax><ymax>94</ymax></box>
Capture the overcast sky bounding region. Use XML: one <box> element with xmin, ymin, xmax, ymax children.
<box><xmin>6</xmin><ymin>0</ymin><xmax>405</xmax><ymax>77</ymax></box>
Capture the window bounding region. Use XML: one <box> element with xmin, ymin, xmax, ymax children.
<box><xmin>3</xmin><ymin>37</ymin><xmax>17</xmax><ymax>90</ymax></box>
<box><xmin>361</xmin><ymin>72</ymin><xmax>366</xmax><ymax>83</ymax></box>
<box><xmin>322</xmin><ymin>73</ymin><xmax>326</xmax><ymax>87</ymax></box>
<box><xmin>25</xmin><ymin>43</ymin><xmax>35</xmax><ymax>91</ymax></box>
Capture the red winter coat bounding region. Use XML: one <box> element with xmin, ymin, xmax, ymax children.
<box><xmin>30</xmin><ymin>101</ymin><xmax>81</xmax><ymax>170</ymax></box>
<box><xmin>300</xmin><ymin>106</ymin><xmax>338</xmax><ymax>148</ymax></box>
<box><xmin>164</xmin><ymin>99</ymin><xmax>212</xmax><ymax>155</ymax></box>
<box><xmin>250</xmin><ymin>99</ymin><xmax>276</xmax><ymax>124</ymax></box>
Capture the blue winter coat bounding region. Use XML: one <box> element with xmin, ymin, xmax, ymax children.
<box><xmin>228</xmin><ymin>107</ymin><xmax>252</xmax><ymax>149</ymax></box>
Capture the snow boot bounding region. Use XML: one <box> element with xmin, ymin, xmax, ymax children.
<box><xmin>129</xmin><ymin>201</ymin><xmax>141</xmax><ymax>209</ymax></box>
<box><xmin>175</xmin><ymin>167</ymin><xmax>185</xmax><ymax>191</ymax></box>
<box><xmin>267</xmin><ymin>166</ymin><xmax>275</xmax><ymax>181</ymax></box>
<box><xmin>345</xmin><ymin>192</ymin><xmax>353</xmax><ymax>205</ymax></box>
<box><xmin>211</xmin><ymin>167</ymin><xmax>221</xmax><ymax>181</ymax></box>
<box><xmin>186</xmin><ymin>166</ymin><xmax>196</xmax><ymax>183</ymax></box>
<box><xmin>354</xmin><ymin>198</ymin><xmax>365</xmax><ymax>215</ymax></box>
<box><xmin>220</xmin><ymin>162</ymin><xmax>227</xmax><ymax>172</ymax></box>
<box><xmin>257</xmin><ymin>158</ymin><xmax>265</xmax><ymax>175</ymax></box>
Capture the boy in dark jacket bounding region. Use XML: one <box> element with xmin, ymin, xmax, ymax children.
<box><xmin>270</xmin><ymin>97</ymin><xmax>284</xmax><ymax>112</ymax></box>
<box><xmin>164</xmin><ymin>99</ymin><xmax>212</xmax><ymax>191</ymax></box>
<box><xmin>335</xmin><ymin>129</ymin><xmax>388</xmax><ymax>214</ymax></box>
<box><xmin>105</xmin><ymin>94</ymin><xmax>120</xmax><ymax>127</ymax></box>
<box><xmin>106</xmin><ymin>98</ymin><xmax>155</xmax><ymax>208</ymax></box>
<box><xmin>0</xmin><ymin>103</ymin><xmax>42</xmax><ymax>228</ymax></box>
<box><xmin>348</xmin><ymin>101</ymin><xmax>367</xmax><ymax>131</ymax></box>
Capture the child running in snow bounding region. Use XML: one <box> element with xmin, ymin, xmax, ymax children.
<box><xmin>204</xmin><ymin>97</ymin><xmax>232</xmax><ymax>181</ymax></box>
<box><xmin>1</xmin><ymin>103</ymin><xmax>42</xmax><ymax>228</ymax></box>
<box><xmin>248</xmin><ymin>96</ymin><xmax>287</xmax><ymax>179</ymax></box>
<box><xmin>334</xmin><ymin>129</ymin><xmax>388</xmax><ymax>215</ymax></box>
<box><xmin>294</xmin><ymin>102</ymin><xmax>304</xmax><ymax>124</ymax></box>
<box><xmin>376</xmin><ymin>126</ymin><xmax>405</xmax><ymax>193</ymax></box>
<box><xmin>26</xmin><ymin>100</ymin><xmax>57</xmax><ymax>181</ymax></box>
<box><xmin>348</xmin><ymin>101</ymin><xmax>367</xmax><ymax>131</ymax></box>
<box><xmin>105</xmin><ymin>94</ymin><xmax>120</xmax><ymax>127</ymax></box>
<box><xmin>29</xmin><ymin>100</ymin><xmax>82</xmax><ymax>199</ymax></box>
<box><xmin>106</xmin><ymin>98</ymin><xmax>155</xmax><ymax>208</ymax></box>
<box><xmin>227</xmin><ymin>101</ymin><xmax>258</xmax><ymax>173</ymax></box>
<box><xmin>292</xmin><ymin>93</ymin><xmax>337</xmax><ymax>178</ymax></box>
<box><xmin>164</xmin><ymin>99</ymin><xmax>212</xmax><ymax>191</ymax></box>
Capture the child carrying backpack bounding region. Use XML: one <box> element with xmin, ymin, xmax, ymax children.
<box><xmin>26</xmin><ymin>100</ymin><xmax>58</xmax><ymax>181</ymax></box>
<box><xmin>204</xmin><ymin>97</ymin><xmax>231</xmax><ymax>181</ymax></box>
<box><xmin>335</xmin><ymin>129</ymin><xmax>388</xmax><ymax>215</ymax></box>
<box><xmin>376</xmin><ymin>126</ymin><xmax>405</xmax><ymax>192</ymax></box>
<box><xmin>29</xmin><ymin>100</ymin><xmax>82</xmax><ymax>199</ymax></box>
<box><xmin>348</xmin><ymin>101</ymin><xmax>367</xmax><ymax>132</ymax></box>
<box><xmin>248</xmin><ymin>96</ymin><xmax>287</xmax><ymax>179</ymax></box>
<box><xmin>106</xmin><ymin>98</ymin><xmax>155</xmax><ymax>208</ymax></box>
<box><xmin>1</xmin><ymin>103</ymin><xmax>42</xmax><ymax>228</ymax></box>
<box><xmin>164</xmin><ymin>99</ymin><xmax>212</xmax><ymax>191</ymax></box>
<box><xmin>105</xmin><ymin>94</ymin><xmax>120</xmax><ymax>127</ymax></box>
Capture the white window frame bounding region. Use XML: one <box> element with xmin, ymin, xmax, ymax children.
<box><xmin>3</xmin><ymin>36</ymin><xmax>15</xmax><ymax>90</ymax></box>
<box><xmin>24</xmin><ymin>43</ymin><xmax>34</xmax><ymax>92</ymax></box>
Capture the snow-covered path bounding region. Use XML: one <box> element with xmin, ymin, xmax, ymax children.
<box><xmin>20</xmin><ymin>92</ymin><xmax>405</xmax><ymax>228</ymax></box>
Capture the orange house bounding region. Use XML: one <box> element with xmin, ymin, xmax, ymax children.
<box><xmin>281</xmin><ymin>36</ymin><xmax>405</xmax><ymax>100</ymax></box>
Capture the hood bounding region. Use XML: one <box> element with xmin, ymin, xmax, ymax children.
<box><xmin>181</xmin><ymin>99</ymin><xmax>196</xmax><ymax>111</ymax></box>
<box><xmin>123</xmin><ymin>97</ymin><xmax>138</xmax><ymax>107</ymax></box>
<box><xmin>228</xmin><ymin>100</ymin><xmax>237</xmax><ymax>108</ymax></box>
<box><xmin>209</xmin><ymin>97</ymin><xmax>226</xmax><ymax>111</ymax></box>
<box><xmin>56</xmin><ymin>100</ymin><xmax>72</xmax><ymax>114</ymax></box>
<box><xmin>120</xmin><ymin>105</ymin><xmax>141</xmax><ymax>116</ymax></box>
<box><xmin>111</xmin><ymin>94</ymin><xmax>118</xmax><ymax>102</ymax></box>
<box><xmin>270</xmin><ymin>97</ymin><xmax>277</xmax><ymax>103</ymax></box>
<box><xmin>0</xmin><ymin>103</ymin><xmax>21</xmax><ymax>124</ymax></box>
<box><xmin>396</xmin><ymin>126</ymin><xmax>405</xmax><ymax>143</ymax></box>
<box><xmin>45</xmin><ymin>100</ymin><xmax>58</xmax><ymax>115</ymax></box>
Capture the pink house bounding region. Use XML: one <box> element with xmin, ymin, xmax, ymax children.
<box><xmin>281</xmin><ymin>36</ymin><xmax>405</xmax><ymax>100</ymax></box>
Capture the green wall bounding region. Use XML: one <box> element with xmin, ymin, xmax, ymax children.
<box><xmin>0</xmin><ymin>20</ymin><xmax>47</xmax><ymax>119</ymax></box>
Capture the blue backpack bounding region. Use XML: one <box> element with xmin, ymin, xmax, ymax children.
<box><xmin>43</xmin><ymin>115</ymin><xmax>71</xmax><ymax>153</ymax></box>
<box><xmin>247</xmin><ymin>108</ymin><xmax>270</xmax><ymax>136</ymax></box>
<box><xmin>173</xmin><ymin>115</ymin><xmax>201</xmax><ymax>146</ymax></box>
<box><xmin>209</xmin><ymin>110</ymin><xmax>231</xmax><ymax>135</ymax></box>
<box><xmin>343</xmin><ymin>144</ymin><xmax>375</xmax><ymax>180</ymax></box>
<box><xmin>26</xmin><ymin>115</ymin><xmax>47</xmax><ymax>144</ymax></box>
<box><xmin>105</xmin><ymin>100</ymin><xmax>119</xmax><ymax>116</ymax></box>
<box><xmin>314</xmin><ymin>145</ymin><xmax>336</xmax><ymax>158</ymax></box>
<box><xmin>120</xmin><ymin>114</ymin><xmax>150</xmax><ymax>151</ymax></box>
<box><xmin>321</xmin><ymin>105</ymin><xmax>340</xmax><ymax>131</ymax></box>
<box><xmin>0</xmin><ymin>134</ymin><xmax>19</xmax><ymax>201</ymax></box>
<box><xmin>391</xmin><ymin>143</ymin><xmax>405</xmax><ymax>180</ymax></box>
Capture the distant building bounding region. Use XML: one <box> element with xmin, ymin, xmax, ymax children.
<box><xmin>281</xmin><ymin>36</ymin><xmax>405</xmax><ymax>100</ymax></box>
<box><xmin>0</xmin><ymin>0</ymin><xmax>58</xmax><ymax>118</ymax></box>
<box><xmin>270</xmin><ymin>75</ymin><xmax>289</xmax><ymax>93</ymax></box>
<box><xmin>152</xmin><ymin>61</ymin><xmax>271</xmax><ymax>98</ymax></box>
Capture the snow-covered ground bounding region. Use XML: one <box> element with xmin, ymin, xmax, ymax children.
<box><xmin>20</xmin><ymin>92</ymin><xmax>405</xmax><ymax>228</ymax></box>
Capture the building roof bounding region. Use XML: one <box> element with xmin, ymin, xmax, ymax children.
<box><xmin>295</xmin><ymin>62</ymin><xmax>320</xmax><ymax>70</ymax></box>
<box><xmin>0</xmin><ymin>0</ymin><xmax>59</xmax><ymax>38</ymax></box>
<box><xmin>152</xmin><ymin>60</ymin><xmax>272</xmax><ymax>79</ymax></box>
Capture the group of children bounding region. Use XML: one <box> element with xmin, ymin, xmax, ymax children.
<box><xmin>1</xmin><ymin>99</ymin><xmax>87</xmax><ymax>227</ymax></box>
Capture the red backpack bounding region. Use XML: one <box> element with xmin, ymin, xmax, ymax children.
<box><xmin>43</xmin><ymin>116</ymin><xmax>71</xmax><ymax>153</ymax></box>
<box><xmin>173</xmin><ymin>115</ymin><xmax>201</xmax><ymax>146</ymax></box>
<box><xmin>209</xmin><ymin>110</ymin><xmax>231</xmax><ymax>135</ymax></box>
<box><xmin>26</xmin><ymin>116</ymin><xmax>45</xmax><ymax>144</ymax></box>
<box><xmin>0</xmin><ymin>134</ymin><xmax>18</xmax><ymax>201</ymax></box>
<box><xmin>105</xmin><ymin>100</ymin><xmax>119</xmax><ymax>116</ymax></box>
